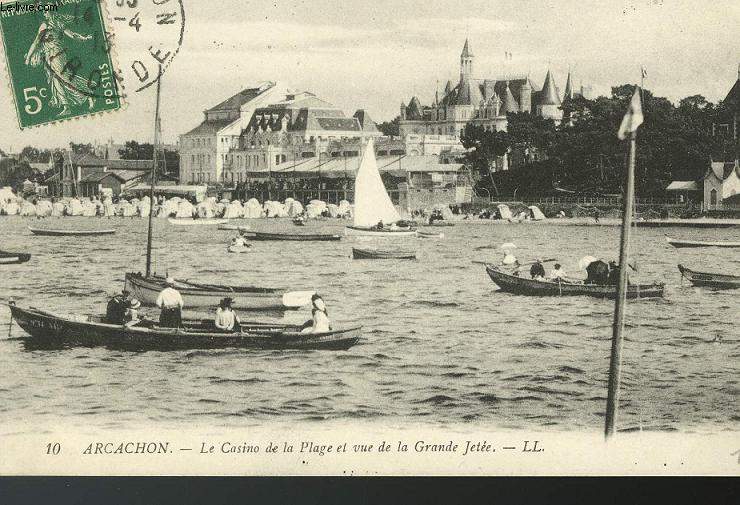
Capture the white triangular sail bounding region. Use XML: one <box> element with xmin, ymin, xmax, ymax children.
<box><xmin>353</xmin><ymin>139</ymin><xmax>401</xmax><ymax>227</ymax></box>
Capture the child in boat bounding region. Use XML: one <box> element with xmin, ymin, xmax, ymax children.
<box><xmin>215</xmin><ymin>297</ymin><xmax>241</xmax><ymax>331</ymax></box>
<box><xmin>301</xmin><ymin>294</ymin><xmax>331</xmax><ymax>333</ymax></box>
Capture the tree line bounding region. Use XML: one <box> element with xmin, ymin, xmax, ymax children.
<box><xmin>461</xmin><ymin>84</ymin><xmax>736</xmax><ymax>197</ymax></box>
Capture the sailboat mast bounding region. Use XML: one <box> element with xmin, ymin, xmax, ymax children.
<box><xmin>145</xmin><ymin>71</ymin><xmax>162</xmax><ymax>278</ymax></box>
<box><xmin>604</xmin><ymin>129</ymin><xmax>637</xmax><ymax>439</ymax></box>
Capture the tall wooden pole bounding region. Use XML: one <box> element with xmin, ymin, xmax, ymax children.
<box><xmin>145</xmin><ymin>69</ymin><xmax>162</xmax><ymax>278</ymax></box>
<box><xmin>605</xmin><ymin>129</ymin><xmax>637</xmax><ymax>439</ymax></box>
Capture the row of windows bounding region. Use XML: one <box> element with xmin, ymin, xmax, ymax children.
<box><xmin>190</xmin><ymin>154</ymin><xmax>211</xmax><ymax>166</ymax></box>
<box><xmin>187</xmin><ymin>137</ymin><xmax>213</xmax><ymax>148</ymax></box>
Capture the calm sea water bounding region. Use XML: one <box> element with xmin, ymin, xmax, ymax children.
<box><xmin>0</xmin><ymin>216</ymin><xmax>737</xmax><ymax>434</ymax></box>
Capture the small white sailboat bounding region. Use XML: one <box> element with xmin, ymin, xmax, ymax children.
<box><xmin>345</xmin><ymin>139</ymin><xmax>417</xmax><ymax>237</ymax></box>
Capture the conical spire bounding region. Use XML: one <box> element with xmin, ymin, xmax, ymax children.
<box><xmin>540</xmin><ymin>69</ymin><xmax>560</xmax><ymax>105</ymax></box>
<box><xmin>461</xmin><ymin>38</ymin><xmax>472</xmax><ymax>58</ymax></box>
<box><xmin>563</xmin><ymin>71</ymin><xmax>573</xmax><ymax>101</ymax></box>
<box><xmin>444</xmin><ymin>80</ymin><xmax>452</xmax><ymax>94</ymax></box>
<box><xmin>501</xmin><ymin>82</ymin><xmax>519</xmax><ymax>113</ymax></box>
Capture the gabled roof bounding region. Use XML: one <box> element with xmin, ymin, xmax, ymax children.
<box><xmin>70</xmin><ymin>153</ymin><xmax>107</xmax><ymax>167</ymax></box>
<box><xmin>183</xmin><ymin>119</ymin><xmax>234</xmax><ymax>136</ymax></box>
<box><xmin>206</xmin><ymin>84</ymin><xmax>273</xmax><ymax>113</ymax></box>
<box><xmin>666</xmin><ymin>180</ymin><xmax>700</xmax><ymax>191</ymax></box>
<box><xmin>406</xmin><ymin>97</ymin><xmax>424</xmax><ymax>120</ymax></box>
<box><xmin>105</xmin><ymin>159</ymin><xmax>153</xmax><ymax>170</ymax></box>
<box><xmin>110</xmin><ymin>169</ymin><xmax>147</xmax><ymax>182</ymax></box>
<box><xmin>80</xmin><ymin>171</ymin><xmax>126</xmax><ymax>183</ymax></box>
<box><xmin>353</xmin><ymin>110</ymin><xmax>379</xmax><ymax>132</ymax></box>
<box><xmin>539</xmin><ymin>70</ymin><xmax>560</xmax><ymax>105</ymax></box>
<box><xmin>705</xmin><ymin>161</ymin><xmax>738</xmax><ymax>181</ymax></box>
<box><xmin>723</xmin><ymin>77</ymin><xmax>740</xmax><ymax>112</ymax></box>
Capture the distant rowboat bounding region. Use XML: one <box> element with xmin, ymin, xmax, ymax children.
<box><xmin>28</xmin><ymin>226</ymin><xmax>116</xmax><ymax>236</ymax></box>
<box><xmin>244</xmin><ymin>230</ymin><xmax>342</xmax><ymax>241</ymax></box>
<box><xmin>417</xmin><ymin>230</ymin><xmax>444</xmax><ymax>239</ymax></box>
<box><xmin>0</xmin><ymin>250</ymin><xmax>31</xmax><ymax>264</ymax></box>
<box><xmin>218</xmin><ymin>223</ymin><xmax>251</xmax><ymax>231</ymax></box>
<box><xmin>168</xmin><ymin>218</ymin><xmax>228</xmax><ymax>226</ymax></box>
<box><xmin>352</xmin><ymin>247</ymin><xmax>416</xmax><ymax>260</ymax></box>
<box><xmin>665</xmin><ymin>235</ymin><xmax>740</xmax><ymax>248</ymax></box>
<box><xmin>678</xmin><ymin>264</ymin><xmax>740</xmax><ymax>289</ymax></box>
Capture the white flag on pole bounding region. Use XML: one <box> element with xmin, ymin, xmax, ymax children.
<box><xmin>617</xmin><ymin>87</ymin><xmax>644</xmax><ymax>140</ymax></box>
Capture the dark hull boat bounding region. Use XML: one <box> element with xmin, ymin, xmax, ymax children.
<box><xmin>0</xmin><ymin>250</ymin><xmax>31</xmax><ymax>264</ymax></box>
<box><xmin>678</xmin><ymin>264</ymin><xmax>740</xmax><ymax>289</ymax></box>
<box><xmin>485</xmin><ymin>265</ymin><xmax>664</xmax><ymax>299</ymax></box>
<box><xmin>352</xmin><ymin>247</ymin><xmax>416</xmax><ymax>260</ymax></box>
<box><xmin>8</xmin><ymin>304</ymin><xmax>361</xmax><ymax>351</ymax></box>
<box><xmin>28</xmin><ymin>226</ymin><xmax>116</xmax><ymax>236</ymax></box>
<box><xmin>665</xmin><ymin>235</ymin><xmax>740</xmax><ymax>248</ymax></box>
<box><xmin>124</xmin><ymin>273</ymin><xmax>314</xmax><ymax>311</ymax></box>
<box><xmin>244</xmin><ymin>231</ymin><xmax>342</xmax><ymax>241</ymax></box>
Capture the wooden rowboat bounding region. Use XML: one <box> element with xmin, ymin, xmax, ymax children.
<box><xmin>124</xmin><ymin>272</ymin><xmax>314</xmax><ymax>311</ymax></box>
<box><xmin>484</xmin><ymin>264</ymin><xmax>664</xmax><ymax>299</ymax></box>
<box><xmin>8</xmin><ymin>303</ymin><xmax>361</xmax><ymax>351</ymax></box>
<box><xmin>0</xmin><ymin>250</ymin><xmax>31</xmax><ymax>264</ymax></box>
<box><xmin>665</xmin><ymin>235</ymin><xmax>740</xmax><ymax>248</ymax></box>
<box><xmin>352</xmin><ymin>247</ymin><xmax>416</xmax><ymax>260</ymax></box>
<box><xmin>218</xmin><ymin>223</ymin><xmax>251</xmax><ymax>231</ymax></box>
<box><xmin>345</xmin><ymin>225</ymin><xmax>417</xmax><ymax>237</ymax></box>
<box><xmin>678</xmin><ymin>264</ymin><xmax>740</xmax><ymax>289</ymax></box>
<box><xmin>417</xmin><ymin>230</ymin><xmax>444</xmax><ymax>239</ymax></box>
<box><xmin>244</xmin><ymin>231</ymin><xmax>342</xmax><ymax>241</ymax></box>
<box><xmin>28</xmin><ymin>226</ymin><xmax>116</xmax><ymax>236</ymax></box>
<box><xmin>227</xmin><ymin>245</ymin><xmax>251</xmax><ymax>253</ymax></box>
<box><xmin>428</xmin><ymin>221</ymin><xmax>455</xmax><ymax>227</ymax></box>
<box><xmin>168</xmin><ymin>218</ymin><xmax>228</xmax><ymax>226</ymax></box>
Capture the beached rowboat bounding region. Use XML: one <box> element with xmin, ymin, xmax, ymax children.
<box><xmin>244</xmin><ymin>231</ymin><xmax>342</xmax><ymax>241</ymax></box>
<box><xmin>168</xmin><ymin>218</ymin><xmax>228</xmax><ymax>226</ymax></box>
<box><xmin>484</xmin><ymin>264</ymin><xmax>664</xmax><ymax>299</ymax></box>
<box><xmin>8</xmin><ymin>304</ymin><xmax>360</xmax><ymax>351</ymax></box>
<box><xmin>124</xmin><ymin>273</ymin><xmax>314</xmax><ymax>311</ymax></box>
<box><xmin>352</xmin><ymin>247</ymin><xmax>416</xmax><ymax>260</ymax></box>
<box><xmin>677</xmin><ymin>264</ymin><xmax>740</xmax><ymax>289</ymax></box>
<box><xmin>0</xmin><ymin>250</ymin><xmax>31</xmax><ymax>264</ymax></box>
<box><xmin>28</xmin><ymin>226</ymin><xmax>116</xmax><ymax>236</ymax></box>
<box><xmin>665</xmin><ymin>235</ymin><xmax>740</xmax><ymax>248</ymax></box>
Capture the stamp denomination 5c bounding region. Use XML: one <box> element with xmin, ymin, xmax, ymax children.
<box><xmin>0</xmin><ymin>0</ymin><xmax>122</xmax><ymax>128</ymax></box>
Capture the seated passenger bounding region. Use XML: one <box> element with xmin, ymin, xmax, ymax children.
<box><xmin>585</xmin><ymin>260</ymin><xmax>609</xmax><ymax>285</ymax></box>
<box><xmin>215</xmin><ymin>297</ymin><xmax>240</xmax><ymax>332</ymax></box>
<box><xmin>376</xmin><ymin>220</ymin><xmax>384</xmax><ymax>230</ymax></box>
<box><xmin>124</xmin><ymin>298</ymin><xmax>142</xmax><ymax>327</ymax></box>
<box><xmin>106</xmin><ymin>289</ymin><xmax>130</xmax><ymax>324</ymax></box>
<box><xmin>549</xmin><ymin>263</ymin><xmax>567</xmax><ymax>281</ymax></box>
<box><xmin>530</xmin><ymin>259</ymin><xmax>546</xmax><ymax>280</ymax></box>
<box><xmin>301</xmin><ymin>294</ymin><xmax>331</xmax><ymax>333</ymax></box>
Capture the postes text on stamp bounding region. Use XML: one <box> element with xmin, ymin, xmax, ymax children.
<box><xmin>0</xmin><ymin>0</ymin><xmax>122</xmax><ymax>128</ymax></box>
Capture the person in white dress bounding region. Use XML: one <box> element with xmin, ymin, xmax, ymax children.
<box><xmin>215</xmin><ymin>297</ymin><xmax>240</xmax><ymax>332</ymax></box>
<box><xmin>301</xmin><ymin>294</ymin><xmax>331</xmax><ymax>333</ymax></box>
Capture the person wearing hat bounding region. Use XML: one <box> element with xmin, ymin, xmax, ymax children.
<box><xmin>124</xmin><ymin>298</ymin><xmax>142</xmax><ymax>327</ymax></box>
<box><xmin>106</xmin><ymin>289</ymin><xmax>130</xmax><ymax>324</ymax></box>
<box><xmin>156</xmin><ymin>277</ymin><xmax>184</xmax><ymax>328</ymax></box>
<box><xmin>529</xmin><ymin>258</ymin><xmax>546</xmax><ymax>281</ymax></box>
<box><xmin>301</xmin><ymin>294</ymin><xmax>331</xmax><ymax>334</ymax></box>
<box><xmin>549</xmin><ymin>263</ymin><xmax>567</xmax><ymax>281</ymax></box>
<box><xmin>214</xmin><ymin>297</ymin><xmax>240</xmax><ymax>332</ymax></box>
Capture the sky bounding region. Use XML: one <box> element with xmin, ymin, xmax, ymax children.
<box><xmin>0</xmin><ymin>0</ymin><xmax>738</xmax><ymax>150</ymax></box>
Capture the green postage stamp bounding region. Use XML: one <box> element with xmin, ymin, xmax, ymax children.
<box><xmin>0</xmin><ymin>0</ymin><xmax>122</xmax><ymax>128</ymax></box>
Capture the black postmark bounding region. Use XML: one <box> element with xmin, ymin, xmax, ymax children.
<box><xmin>110</xmin><ymin>0</ymin><xmax>185</xmax><ymax>93</ymax></box>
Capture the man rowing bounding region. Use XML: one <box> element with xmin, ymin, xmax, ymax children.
<box><xmin>156</xmin><ymin>277</ymin><xmax>184</xmax><ymax>328</ymax></box>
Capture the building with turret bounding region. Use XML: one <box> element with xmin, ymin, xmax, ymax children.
<box><xmin>399</xmin><ymin>40</ymin><xmax>591</xmax><ymax>170</ymax></box>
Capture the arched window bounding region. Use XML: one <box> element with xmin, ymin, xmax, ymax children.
<box><xmin>710</xmin><ymin>188</ymin><xmax>718</xmax><ymax>205</ymax></box>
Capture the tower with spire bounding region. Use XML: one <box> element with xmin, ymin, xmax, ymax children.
<box><xmin>460</xmin><ymin>39</ymin><xmax>473</xmax><ymax>81</ymax></box>
<box><xmin>561</xmin><ymin>70</ymin><xmax>574</xmax><ymax>125</ymax></box>
<box><xmin>535</xmin><ymin>69</ymin><xmax>562</xmax><ymax>122</ymax></box>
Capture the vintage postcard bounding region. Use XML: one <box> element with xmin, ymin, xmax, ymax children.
<box><xmin>0</xmin><ymin>0</ymin><xmax>737</xmax><ymax>477</ymax></box>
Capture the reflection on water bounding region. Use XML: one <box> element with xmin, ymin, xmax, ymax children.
<box><xmin>0</xmin><ymin>216</ymin><xmax>738</xmax><ymax>433</ymax></box>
